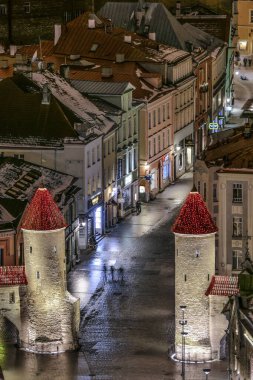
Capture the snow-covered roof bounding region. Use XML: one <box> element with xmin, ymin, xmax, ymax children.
<box><xmin>31</xmin><ymin>71</ymin><xmax>114</xmax><ymax>133</ymax></box>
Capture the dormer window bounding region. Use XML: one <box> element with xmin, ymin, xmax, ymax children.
<box><xmin>90</xmin><ymin>43</ymin><xmax>99</xmax><ymax>52</ymax></box>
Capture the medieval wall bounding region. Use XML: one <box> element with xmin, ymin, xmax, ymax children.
<box><xmin>209</xmin><ymin>295</ymin><xmax>228</xmax><ymax>359</ymax></box>
<box><xmin>20</xmin><ymin>228</ymin><xmax>79</xmax><ymax>352</ymax></box>
<box><xmin>175</xmin><ymin>233</ymin><xmax>215</xmax><ymax>361</ymax></box>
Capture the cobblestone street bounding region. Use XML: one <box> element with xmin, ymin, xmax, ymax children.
<box><xmin>1</xmin><ymin>172</ymin><xmax>228</xmax><ymax>379</ymax></box>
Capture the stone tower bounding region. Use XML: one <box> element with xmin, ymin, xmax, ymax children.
<box><xmin>19</xmin><ymin>188</ymin><xmax>80</xmax><ymax>353</ymax></box>
<box><xmin>172</xmin><ymin>188</ymin><xmax>218</xmax><ymax>362</ymax></box>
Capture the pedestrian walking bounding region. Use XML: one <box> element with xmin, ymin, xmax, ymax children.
<box><xmin>110</xmin><ymin>265</ymin><xmax>115</xmax><ymax>282</ymax></box>
<box><xmin>103</xmin><ymin>264</ymin><xmax>107</xmax><ymax>283</ymax></box>
<box><xmin>136</xmin><ymin>200</ymin><xmax>142</xmax><ymax>215</ymax></box>
<box><xmin>118</xmin><ymin>267</ymin><xmax>124</xmax><ymax>283</ymax></box>
<box><xmin>243</xmin><ymin>57</ymin><xmax>247</xmax><ymax>67</ymax></box>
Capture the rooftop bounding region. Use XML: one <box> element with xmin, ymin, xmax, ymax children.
<box><xmin>21</xmin><ymin>188</ymin><xmax>67</xmax><ymax>231</ymax></box>
<box><xmin>205</xmin><ymin>275</ymin><xmax>239</xmax><ymax>296</ymax></box>
<box><xmin>172</xmin><ymin>189</ymin><xmax>218</xmax><ymax>235</ymax></box>
<box><xmin>0</xmin><ymin>266</ymin><xmax>27</xmax><ymax>286</ymax></box>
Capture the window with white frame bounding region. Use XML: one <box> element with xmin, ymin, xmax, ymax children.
<box><xmin>233</xmin><ymin>183</ymin><xmax>242</xmax><ymax>203</ymax></box>
<box><xmin>233</xmin><ymin>217</ymin><xmax>243</xmax><ymax>237</ymax></box>
<box><xmin>232</xmin><ymin>250</ymin><xmax>243</xmax><ymax>270</ymax></box>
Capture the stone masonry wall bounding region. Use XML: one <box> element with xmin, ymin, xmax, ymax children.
<box><xmin>20</xmin><ymin>228</ymin><xmax>79</xmax><ymax>352</ymax></box>
<box><xmin>209</xmin><ymin>295</ymin><xmax>228</xmax><ymax>359</ymax></box>
<box><xmin>175</xmin><ymin>233</ymin><xmax>215</xmax><ymax>361</ymax></box>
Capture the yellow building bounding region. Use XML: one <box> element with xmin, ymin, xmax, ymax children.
<box><xmin>238</xmin><ymin>0</ymin><xmax>253</xmax><ymax>55</ymax></box>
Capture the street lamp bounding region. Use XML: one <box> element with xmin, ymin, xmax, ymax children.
<box><xmin>203</xmin><ymin>368</ymin><xmax>211</xmax><ymax>380</ymax></box>
<box><xmin>179</xmin><ymin>305</ymin><xmax>187</xmax><ymax>380</ymax></box>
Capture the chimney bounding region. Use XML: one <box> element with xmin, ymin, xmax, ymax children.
<box><xmin>41</xmin><ymin>84</ymin><xmax>51</xmax><ymax>105</ymax></box>
<box><xmin>9</xmin><ymin>45</ymin><xmax>17</xmax><ymax>57</ymax></box>
<box><xmin>124</xmin><ymin>35</ymin><xmax>132</xmax><ymax>43</ymax></box>
<box><xmin>115</xmin><ymin>53</ymin><xmax>125</xmax><ymax>63</ymax></box>
<box><xmin>60</xmin><ymin>64</ymin><xmax>69</xmax><ymax>79</ymax></box>
<box><xmin>148</xmin><ymin>32</ymin><xmax>156</xmax><ymax>41</ymax></box>
<box><xmin>54</xmin><ymin>24</ymin><xmax>62</xmax><ymax>46</ymax></box>
<box><xmin>88</xmin><ymin>19</ymin><xmax>96</xmax><ymax>29</ymax></box>
<box><xmin>176</xmin><ymin>1</ymin><xmax>181</xmax><ymax>17</ymax></box>
<box><xmin>101</xmin><ymin>66</ymin><xmax>113</xmax><ymax>78</ymax></box>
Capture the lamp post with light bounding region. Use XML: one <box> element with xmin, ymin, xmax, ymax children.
<box><xmin>203</xmin><ymin>368</ymin><xmax>211</xmax><ymax>380</ymax></box>
<box><xmin>179</xmin><ymin>305</ymin><xmax>187</xmax><ymax>380</ymax></box>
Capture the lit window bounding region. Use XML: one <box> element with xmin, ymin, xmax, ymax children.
<box><xmin>24</xmin><ymin>2</ymin><xmax>30</xmax><ymax>13</ymax></box>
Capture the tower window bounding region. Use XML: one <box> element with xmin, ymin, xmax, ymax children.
<box><xmin>24</xmin><ymin>2</ymin><xmax>30</xmax><ymax>13</ymax></box>
<box><xmin>36</xmin><ymin>271</ymin><xmax>40</xmax><ymax>279</ymax></box>
<box><xmin>29</xmin><ymin>246</ymin><xmax>32</xmax><ymax>253</ymax></box>
<box><xmin>184</xmin><ymin>274</ymin><xmax>187</xmax><ymax>281</ymax></box>
<box><xmin>9</xmin><ymin>292</ymin><xmax>15</xmax><ymax>304</ymax></box>
<box><xmin>195</xmin><ymin>250</ymin><xmax>200</xmax><ymax>258</ymax></box>
<box><xmin>53</xmin><ymin>246</ymin><xmax>57</xmax><ymax>254</ymax></box>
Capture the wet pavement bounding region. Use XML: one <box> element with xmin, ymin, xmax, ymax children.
<box><xmin>1</xmin><ymin>172</ymin><xmax>228</xmax><ymax>379</ymax></box>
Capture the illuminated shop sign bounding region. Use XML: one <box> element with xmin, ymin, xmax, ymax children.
<box><xmin>208</xmin><ymin>123</ymin><xmax>219</xmax><ymax>130</ymax></box>
<box><xmin>88</xmin><ymin>193</ymin><xmax>102</xmax><ymax>209</ymax></box>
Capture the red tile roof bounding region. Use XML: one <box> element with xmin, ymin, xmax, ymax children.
<box><xmin>205</xmin><ymin>275</ymin><xmax>239</xmax><ymax>296</ymax></box>
<box><xmin>21</xmin><ymin>188</ymin><xmax>67</xmax><ymax>231</ymax></box>
<box><xmin>172</xmin><ymin>190</ymin><xmax>218</xmax><ymax>234</ymax></box>
<box><xmin>0</xmin><ymin>266</ymin><xmax>27</xmax><ymax>286</ymax></box>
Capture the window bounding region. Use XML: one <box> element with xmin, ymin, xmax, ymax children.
<box><xmin>24</xmin><ymin>2</ymin><xmax>30</xmax><ymax>13</ymax></box>
<box><xmin>97</xmin><ymin>145</ymin><xmax>100</xmax><ymax>161</ymax></box>
<box><xmin>167</xmin><ymin>103</ymin><xmax>170</xmax><ymax>119</ymax></box>
<box><xmin>233</xmin><ymin>183</ymin><xmax>242</xmax><ymax>203</ymax></box>
<box><xmin>112</xmin><ymin>137</ymin><xmax>115</xmax><ymax>152</ymax></box>
<box><xmin>250</xmin><ymin>10</ymin><xmax>253</xmax><ymax>23</ymax></box>
<box><xmin>158</xmin><ymin>135</ymin><xmax>161</xmax><ymax>152</ymax></box>
<box><xmin>153</xmin><ymin>110</ymin><xmax>156</xmax><ymax>127</ymax></box>
<box><xmin>122</xmin><ymin>155</ymin><xmax>126</xmax><ymax>176</ymax></box>
<box><xmin>149</xmin><ymin>140</ymin><xmax>152</xmax><ymax>158</ymax></box>
<box><xmin>123</xmin><ymin>121</ymin><xmax>126</xmax><ymax>140</ymax></box>
<box><xmin>233</xmin><ymin>217</ymin><xmax>243</xmax><ymax>237</ymax></box>
<box><xmin>158</xmin><ymin>108</ymin><xmax>161</xmax><ymax>124</ymax></box>
<box><xmin>128</xmin><ymin>151</ymin><xmax>132</xmax><ymax>172</ymax></box>
<box><xmin>92</xmin><ymin>147</ymin><xmax>95</xmax><ymax>164</ymax></box>
<box><xmin>232</xmin><ymin>250</ymin><xmax>243</xmax><ymax>270</ymax></box>
<box><xmin>0</xmin><ymin>4</ymin><xmax>7</xmax><ymax>15</ymax></box>
<box><xmin>117</xmin><ymin>158</ymin><xmax>122</xmax><ymax>179</ymax></box>
<box><xmin>148</xmin><ymin>113</ymin><xmax>151</xmax><ymax>129</ymax></box>
<box><xmin>153</xmin><ymin>138</ymin><xmax>156</xmax><ymax>155</ymax></box>
<box><xmin>14</xmin><ymin>154</ymin><xmax>24</xmax><ymax>160</ymax></box>
<box><xmin>90</xmin><ymin>43</ymin><xmax>99</xmax><ymax>52</ymax></box>
<box><xmin>87</xmin><ymin>151</ymin><xmax>90</xmax><ymax>167</ymax></box>
<box><xmin>167</xmin><ymin>129</ymin><xmax>170</xmax><ymax>147</ymax></box>
<box><xmin>203</xmin><ymin>183</ymin><xmax>207</xmax><ymax>201</ymax></box>
<box><xmin>36</xmin><ymin>271</ymin><xmax>40</xmax><ymax>279</ymax></box>
<box><xmin>9</xmin><ymin>292</ymin><xmax>15</xmax><ymax>304</ymax></box>
<box><xmin>133</xmin><ymin>149</ymin><xmax>137</xmax><ymax>170</ymax></box>
<box><xmin>197</xmin><ymin>181</ymin><xmax>200</xmax><ymax>193</ymax></box>
<box><xmin>133</xmin><ymin>116</ymin><xmax>137</xmax><ymax>134</ymax></box>
<box><xmin>163</xmin><ymin>105</ymin><xmax>166</xmax><ymax>121</ymax></box>
<box><xmin>213</xmin><ymin>184</ymin><xmax>217</xmax><ymax>201</ymax></box>
<box><xmin>29</xmin><ymin>246</ymin><xmax>32</xmax><ymax>253</ymax></box>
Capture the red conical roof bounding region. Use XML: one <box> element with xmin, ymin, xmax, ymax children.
<box><xmin>21</xmin><ymin>188</ymin><xmax>67</xmax><ymax>231</ymax></box>
<box><xmin>172</xmin><ymin>190</ymin><xmax>218</xmax><ymax>235</ymax></box>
